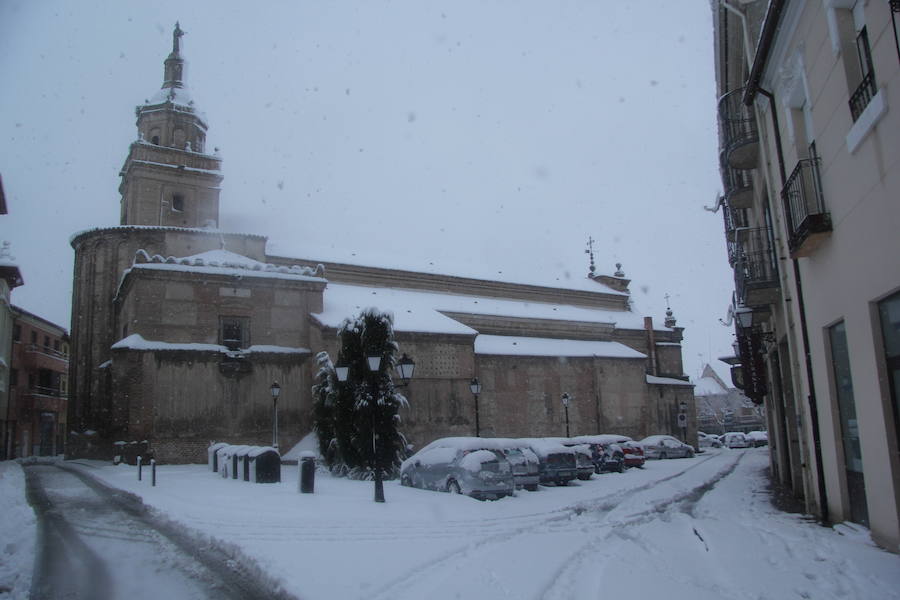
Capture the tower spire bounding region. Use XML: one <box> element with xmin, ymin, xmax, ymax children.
<box><xmin>163</xmin><ymin>22</ymin><xmax>186</xmax><ymax>90</ymax></box>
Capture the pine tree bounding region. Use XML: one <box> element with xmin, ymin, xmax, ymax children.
<box><xmin>311</xmin><ymin>308</ymin><xmax>409</xmax><ymax>500</ymax></box>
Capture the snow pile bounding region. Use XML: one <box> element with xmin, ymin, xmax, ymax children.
<box><xmin>0</xmin><ymin>462</ymin><xmax>36</xmax><ymax>598</ymax></box>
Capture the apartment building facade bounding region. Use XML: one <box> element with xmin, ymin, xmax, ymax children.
<box><xmin>7</xmin><ymin>306</ymin><xmax>69</xmax><ymax>458</ymax></box>
<box><xmin>713</xmin><ymin>0</ymin><xmax>899</xmax><ymax>551</ymax></box>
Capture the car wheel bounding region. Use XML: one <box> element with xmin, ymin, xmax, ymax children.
<box><xmin>616</xmin><ymin>461</ymin><xmax>625</xmax><ymax>473</ymax></box>
<box><xmin>447</xmin><ymin>480</ymin><xmax>461</xmax><ymax>494</ymax></box>
<box><xmin>525</xmin><ymin>484</ymin><xmax>538</xmax><ymax>492</ymax></box>
<box><xmin>400</xmin><ymin>474</ymin><xmax>412</xmax><ymax>487</ymax></box>
<box><xmin>659</xmin><ymin>452</ymin><xmax>668</xmax><ymax>460</ymax></box>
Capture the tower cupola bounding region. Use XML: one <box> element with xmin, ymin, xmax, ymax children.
<box><xmin>118</xmin><ymin>23</ymin><xmax>223</xmax><ymax>228</ymax></box>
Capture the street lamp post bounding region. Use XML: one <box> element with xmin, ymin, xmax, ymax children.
<box><xmin>561</xmin><ymin>392</ymin><xmax>572</xmax><ymax>437</ymax></box>
<box><xmin>469</xmin><ymin>378</ymin><xmax>482</xmax><ymax>437</ymax></box>
<box><xmin>270</xmin><ymin>382</ymin><xmax>281</xmax><ymax>450</ymax></box>
<box><xmin>334</xmin><ymin>352</ymin><xmax>415</xmax><ymax>503</ymax></box>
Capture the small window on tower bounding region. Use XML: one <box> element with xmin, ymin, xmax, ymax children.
<box><xmin>172</xmin><ymin>194</ymin><xmax>184</xmax><ymax>212</ymax></box>
<box><xmin>151</xmin><ymin>135</ymin><xmax>160</xmax><ymax>145</ymax></box>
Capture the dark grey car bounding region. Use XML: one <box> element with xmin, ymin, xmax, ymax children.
<box><xmin>400</xmin><ymin>440</ymin><xmax>515</xmax><ymax>500</ymax></box>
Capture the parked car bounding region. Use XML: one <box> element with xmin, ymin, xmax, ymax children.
<box><xmin>548</xmin><ymin>438</ymin><xmax>602</xmax><ymax>478</ymax></box>
<box><xmin>518</xmin><ymin>439</ymin><xmax>578</xmax><ymax>485</ymax></box>
<box><xmin>639</xmin><ymin>435</ymin><xmax>695</xmax><ymax>459</ymax></box>
<box><xmin>570</xmin><ymin>434</ymin><xmax>631</xmax><ymax>471</ymax></box>
<box><xmin>487</xmin><ymin>439</ymin><xmax>540</xmax><ymax>491</ymax></box>
<box><xmin>570</xmin><ymin>444</ymin><xmax>595</xmax><ymax>480</ymax></box>
<box><xmin>698</xmin><ymin>431</ymin><xmax>723</xmax><ymax>449</ymax></box>
<box><xmin>721</xmin><ymin>431</ymin><xmax>751</xmax><ymax>449</ymax></box>
<box><xmin>745</xmin><ymin>430</ymin><xmax>768</xmax><ymax>447</ymax></box>
<box><xmin>400</xmin><ymin>437</ymin><xmax>515</xmax><ymax>500</ymax></box>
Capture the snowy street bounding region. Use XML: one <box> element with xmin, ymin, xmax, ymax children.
<box><xmin>19</xmin><ymin>464</ymin><xmax>287</xmax><ymax>600</ymax></box>
<box><xmin>3</xmin><ymin>448</ymin><xmax>897</xmax><ymax>600</ymax></box>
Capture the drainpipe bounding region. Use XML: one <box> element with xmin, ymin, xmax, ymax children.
<box><xmin>757</xmin><ymin>86</ymin><xmax>829</xmax><ymax>525</ymax></box>
<box><xmin>721</xmin><ymin>1</ymin><xmax>755</xmax><ymax>68</ymax></box>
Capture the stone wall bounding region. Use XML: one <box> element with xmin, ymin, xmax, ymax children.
<box><xmin>110</xmin><ymin>348</ymin><xmax>311</xmax><ymax>463</ymax></box>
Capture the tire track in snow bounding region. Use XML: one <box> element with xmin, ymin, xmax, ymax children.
<box><xmin>536</xmin><ymin>452</ymin><xmax>745</xmax><ymax>600</ymax></box>
<box><xmin>367</xmin><ymin>452</ymin><xmax>732</xmax><ymax>600</ymax></box>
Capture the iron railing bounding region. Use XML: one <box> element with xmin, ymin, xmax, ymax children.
<box><xmin>734</xmin><ymin>226</ymin><xmax>778</xmax><ymax>307</ymax></box>
<box><xmin>782</xmin><ymin>158</ymin><xmax>831</xmax><ymax>256</ymax></box>
<box><xmin>849</xmin><ymin>71</ymin><xmax>877</xmax><ymax>122</ymax></box>
<box><xmin>718</xmin><ymin>87</ymin><xmax>759</xmax><ymax>169</ymax></box>
<box><xmin>720</xmin><ymin>158</ymin><xmax>754</xmax><ymax>208</ymax></box>
<box><xmin>722</xmin><ymin>202</ymin><xmax>748</xmax><ymax>242</ymax></box>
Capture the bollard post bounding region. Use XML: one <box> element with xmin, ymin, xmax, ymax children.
<box><xmin>151</xmin><ymin>459</ymin><xmax>156</xmax><ymax>487</ymax></box>
<box><xmin>299</xmin><ymin>452</ymin><xmax>315</xmax><ymax>493</ymax></box>
<box><xmin>137</xmin><ymin>455</ymin><xmax>142</xmax><ymax>481</ymax></box>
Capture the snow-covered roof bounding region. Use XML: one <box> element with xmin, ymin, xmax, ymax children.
<box><xmin>475</xmin><ymin>335</ymin><xmax>646</xmax><ymax>359</ymax></box>
<box><xmin>147</xmin><ymin>85</ymin><xmax>195</xmax><ymax>107</ymax></box>
<box><xmin>645</xmin><ymin>374</ymin><xmax>694</xmax><ymax>387</ymax></box>
<box><xmin>111</xmin><ymin>334</ymin><xmax>310</xmax><ymax>355</ymax></box>
<box><xmin>70</xmin><ymin>225</ymin><xmax>267</xmax><ymax>245</ymax></box>
<box><xmin>314</xmin><ymin>282</ymin><xmax>652</xmax><ymax>336</ymax></box>
<box><xmin>692</xmin><ymin>375</ymin><xmax>729</xmax><ymax>396</ymax></box>
<box><xmin>126</xmin><ymin>248</ymin><xmax>326</xmax><ymax>284</ymax></box>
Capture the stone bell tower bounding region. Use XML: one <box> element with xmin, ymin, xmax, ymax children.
<box><xmin>118</xmin><ymin>23</ymin><xmax>223</xmax><ymax>228</ymax></box>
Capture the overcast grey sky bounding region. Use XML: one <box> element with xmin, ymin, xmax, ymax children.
<box><xmin>0</xmin><ymin>1</ymin><xmax>736</xmax><ymax>380</ymax></box>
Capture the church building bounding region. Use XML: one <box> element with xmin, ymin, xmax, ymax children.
<box><xmin>67</xmin><ymin>25</ymin><xmax>695</xmax><ymax>463</ymax></box>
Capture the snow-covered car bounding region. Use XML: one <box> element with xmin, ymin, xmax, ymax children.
<box><xmin>639</xmin><ymin>435</ymin><xmax>695</xmax><ymax>459</ymax></box>
<box><xmin>548</xmin><ymin>438</ymin><xmax>602</xmax><ymax>478</ymax></box>
<box><xmin>485</xmin><ymin>439</ymin><xmax>541</xmax><ymax>491</ymax></box>
<box><xmin>698</xmin><ymin>431</ymin><xmax>723</xmax><ymax>449</ymax></box>
<box><xmin>570</xmin><ymin>434</ymin><xmax>628</xmax><ymax>473</ymax></box>
<box><xmin>518</xmin><ymin>439</ymin><xmax>578</xmax><ymax>485</ymax></box>
<box><xmin>745</xmin><ymin>430</ymin><xmax>768</xmax><ymax>447</ymax></box>
<box><xmin>400</xmin><ymin>437</ymin><xmax>515</xmax><ymax>500</ymax></box>
<box><xmin>721</xmin><ymin>432</ymin><xmax>751</xmax><ymax>449</ymax></box>
<box><xmin>570</xmin><ymin>444</ymin><xmax>595</xmax><ymax>480</ymax></box>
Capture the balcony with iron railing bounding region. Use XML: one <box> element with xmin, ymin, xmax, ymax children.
<box><xmin>781</xmin><ymin>157</ymin><xmax>832</xmax><ymax>258</ymax></box>
<box><xmin>722</xmin><ymin>202</ymin><xmax>749</xmax><ymax>243</ymax></box>
<box><xmin>849</xmin><ymin>71</ymin><xmax>878</xmax><ymax>122</ymax></box>
<box><xmin>718</xmin><ymin>87</ymin><xmax>759</xmax><ymax>170</ymax></box>
<box><xmin>733</xmin><ymin>227</ymin><xmax>779</xmax><ymax>308</ymax></box>
<box><xmin>720</xmin><ymin>151</ymin><xmax>754</xmax><ymax>209</ymax></box>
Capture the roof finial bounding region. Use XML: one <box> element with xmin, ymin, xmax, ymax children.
<box><xmin>664</xmin><ymin>293</ymin><xmax>677</xmax><ymax>328</ymax></box>
<box><xmin>585</xmin><ymin>236</ymin><xmax>596</xmax><ymax>278</ymax></box>
<box><xmin>173</xmin><ymin>22</ymin><xmax>185</xmax><ymax>55</ymax></box>
<box><xmin>614</xmin><ymin>262</ymin><xmax>625</xmax><ymax>277</ymax></box>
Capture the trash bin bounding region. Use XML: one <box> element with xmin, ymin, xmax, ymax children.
<box><xmin>248</xmin><ymin>447</ymin><xmax>281</xmax><ymax>483</ymax></box>
<box><xmin>208</xmin><ymin>442</ymin><xmax>229</xmax><ymax>472</ymax></box>
<box><xmin>228</xmin><ymin>445</ymin><xmax>251</xmax><ymax>480</ymax></box>
<box><xmin>299</xmin><ymin>451</ymin><xmax>316</xmax><ymax>493</ymax></box>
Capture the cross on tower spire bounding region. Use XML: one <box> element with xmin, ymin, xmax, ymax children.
<box><xmin>585</xmin><ymin>236</ymin><xmax>596</xmax><ymax>277</ymax></box>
